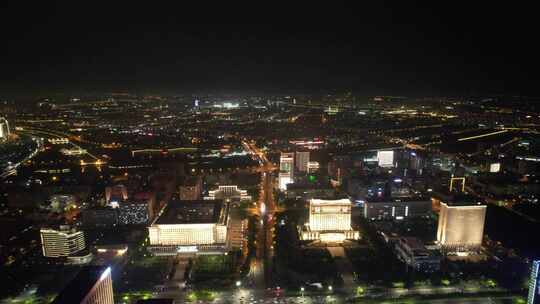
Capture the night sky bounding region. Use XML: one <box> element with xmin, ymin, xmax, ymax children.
<box><xmin>1</xmin><ymin>2</ymin><xmax>539</xmax><ymax>97</ymax></box>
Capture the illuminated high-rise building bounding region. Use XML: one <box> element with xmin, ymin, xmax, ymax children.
<box><xmin>52</xmin><ymin>266</ymin><xmax>114</xmax><ymax>304</ymax></box>
<box><xmin>436</xmin><ymin>195</ymin><xmax>486</xmax><ymax>252</ymax></box>
<box><xmin>279</xmin><ymin>152</ymin><xmax>294</xmax><ymax>190</ymax></box>
<box><xmin>377</xmin><ymin>150</ymin><xmax>394</xmax><ymax>168</ymax></box>
<box><xmin>0</xmin><ymin>117</ymin><xmax>10</xmax><ymax>141</ymax></box>
<box><xmin>40</xmin><ymin>225</ymin><xmax>86</xmax><ymax>257</ymax></box>
<box><xmin>295</xmin><ymin>151</ymin><xmax>310</xmax><ymax>172</ymax></box>
<box><xmin>300</xmin><ymin>199</ymin><xmax>359</xmax><ymax>242</ymax></box>
<box><xmin>529</xmin><ymin>260</ymin><xmax>540</xmax><ymax>304</ymax></box>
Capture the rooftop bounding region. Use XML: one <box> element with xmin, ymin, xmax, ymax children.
<box><xmin>399</xmin><ymin>237</ymin><xmax>426</xmax><ymax>250</ymax></box>
<box><xmin>366</xmin><ymin>196</ymin><xmax>429</xmax><ymax>203</ymax></box>
<box><xmin>397</xmin><ymin>237</ymin><xmax>439</xmax><ymax>257</ymax></box>
<box><xmin>154</xmin><ymin>200</ymin><xmax>226</xmax><ymax>225</ymax></box>
<box><xmin>443</xmin><ymin>194</ymin><xmax>484</xmax><ymax>207</ymax></box>
<box><xmin>310</xmin><ymin>198</ymin><xmax>351</xmax><ymax>206</ymax></box>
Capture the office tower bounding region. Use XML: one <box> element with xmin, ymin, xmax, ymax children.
<box><xmin>0</xmin><ymin>117</ymin><xmax>9</xmax><ymax>140</ymax></box>
<box><xmin>529</xmin><ymin>260</ymin><xmax>540</xmax><ymax>304</ymax></box>
<box><xmin>52</xmin><ymin>266</ymin><xmax>114</xmax><ymax>304</ymax></box>
<box><xmin>490</xmin><ymin>162</ymin><xmax>501</xmax><ymax>173</ymax></box>
<box><xmin>409</xmin><ymin>151</ymin><xmax>424</xmax><ymax>171</ymax></box>
<box><xmin>436</xmin><ymin>196</ymin><xmax>486</xmax><ymax>253</ymax></box>
<box><xmin>40</xmin><ymin>225</ymin><xmax>86</xmax><ymax>257</ymax></box>
<box><xmin>300</xmin><ymin>199</ymin><xmax>359</xmax><ymax>242</ymax></box>
<box><xmin>295</xmin><ymin>151</ymin><xmax>310</xmax><ymax>172</ymax></box>
<box><xmin>327</xmin><ymin>155</ymin><xmax>353</xmax><ymax>185</ymax></box>
<box><xmin>279</xmin><ymin>152</ymin><xmax>294</xmax><ymax>190</ymax></box>
<box><xmin>364</xmin><ymin>197</ymin><xmax>432</xmax><ymax>221</ymax></box>
<box><xmin>377</xmin><ymin>150</ymin><xmax>394</xmax><ymax>167</ymax></box>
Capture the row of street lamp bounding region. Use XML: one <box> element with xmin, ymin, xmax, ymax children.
<box><xmin>235</xmin><ymin>281</ymin><xmax>333</xmax><ymax>294</ymax></box>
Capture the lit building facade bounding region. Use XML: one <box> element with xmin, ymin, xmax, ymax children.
<box><xmin>105</xmin><ymin>184</ymin><xmax>128</xmax><ymax>204</ymax></box>
<box><xmin>227</xmin><ymin>217</ymin><xmax>248</xmax><ymax>250</ymax></box>
<box><xmin>436</xmin><ymin>198</ymin><xmax>486</xmax><ymax>252</ymax></box>
<box><xmin>205</xmin><ymin>185</ymin><xmax>252</xmax><ymax>203</ymax></box>
<box><xmin>307</xmin><ymin>161</ymin><xmax>320</xmax><ymax>173</ymax></box>
<box><xmin>295</xmin><ymin>151</ymin><xmax>310</xmax><ymax>172</ymax></box>
<box><xmin>300</xmin><ymin>199</ymin><xmax>359</xmax><ymax>242</ymax></box>
<box><xmin>364</xmin><ymin>198</ymin><xmax>432</xmax><ymax>221</ymax></box>
<box><xmin>148</xmin><ymin>200</ymin><xmax>230</xmax><ymax>255</ymax></box>
<box><xmin>48</xmin><ymin>194</ymin><xmax>77</xmax><ymax>212</ymax></box>
<box><xmin>529</xmin><ymin>260</ymin><xmax>540</xmax><ymax>304</ymax></box>
<box><xmin>52</xmin><ymin>266</ymin><xmax>114</xmax><ymax>304</ymax></box>
<box><xmin>279</xmin><ymin>152</ymin><xmax>294</xmax><ymax>190</ymax></box>
<box><xmin>0</xmin><ymin>117</ymin><xmax>10</xmax><ymax>141</ymax></box>
<box><xmin>40</xmin><ymin>226</ymin><xmax>86</xmax><ymax>257</ymax></box>
<box><xmin>377</xmin><ymin>150</ymin><xmax>394</xmax><ymax>168</ymax></box>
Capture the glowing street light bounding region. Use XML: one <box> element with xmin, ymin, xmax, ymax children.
<box><xmin>236</xmin><ymin>280</ymin><xmax>241</xmax><ymax>287</ymax></box>
<box><xmin>328</xmin><ymin>285</ymin><xmax>333</xmax><ymax>292</ymax></box>
<box><xmin>260</xmin><ymin>203</ymin><xmax>266</xmax><ymax>215</ymax></box>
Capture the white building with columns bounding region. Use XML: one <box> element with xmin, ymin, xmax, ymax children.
<box><xmin>148</xmin><ymin>200</ymin><xmax>230</xmax><ymax>255</ymax></box>
<box><xmin>300</xmin><ymin>199</ymin><xmax>359</xmax><ymax>243</ymax></box>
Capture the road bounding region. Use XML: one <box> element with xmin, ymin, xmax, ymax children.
<box><xmin>151</xmin><ymin>258</ymin><xmax>188</xmax><ymax>303</ymax></box>
<box><xmin>326</xmin><ymin>246</ymin><xmax>355</xmax><ymax>293</ymax></box>
<box><xmin>152</xmin><ymin>289</ymin><xmax>519</xmax><ymax>304</ymax></box>
<box><xmin>243</xmin><ymin>140</ymin><xmax>277</xmax><ymax>289</ymax></box>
